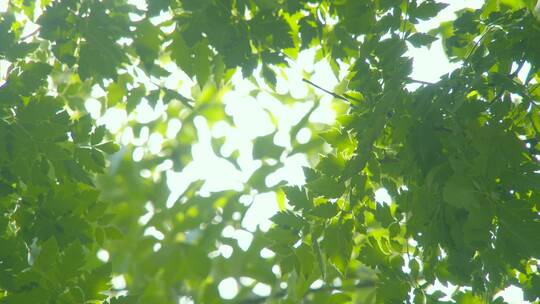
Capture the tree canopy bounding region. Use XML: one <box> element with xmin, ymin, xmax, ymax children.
<box><xmin>1</xmin><ymin>0</ymin><xmax>540</xmax><ymax>303</ymax></box>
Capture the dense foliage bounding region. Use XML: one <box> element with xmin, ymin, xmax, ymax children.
<box><xmin>1</xmin><ymin>0</ymin><xmax>540</xmax><ymax>303</ymax></box>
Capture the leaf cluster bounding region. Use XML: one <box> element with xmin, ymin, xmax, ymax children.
<box><xmin>1</xmin><ymin>0</ymin><xmax>540</xmax><ymax>303</ymax></box>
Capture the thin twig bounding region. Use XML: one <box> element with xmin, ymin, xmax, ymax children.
<box><xmin>407</xmin><ymin>78</ymin><xmax>434</xmax><ymax>86</ymax></box>
<box><xmin>511</xmin><ymin>56</ymin><xmax>526</xmax><ymax>78</ymax></box>
<box><xmin>488</xmin><ymin>90</ymin><xmax>505</xmax><ymax>105</ymax></box>
<box><xmin>19</xmin><ymin>27</ymin><xmax>40</xmax><ymax>41</ymax></box>
<box><xmin>463</xmin><ymin>25</ymin><xmax>500</xmax><ymax>65</ymax></box>
<box><xmin>302</xmin><ymin>78</ymin><xmax>349</xmax><ymax>102</ymax></box>
<box><xmin>149</xmin><ymin>77</ymin><xmax>195</xmax><ymax>109</ymax></box>
<box><xmin>525</xmin><ymin>64</ymin><xmax>536</xmax><ymax>86</ymax></box>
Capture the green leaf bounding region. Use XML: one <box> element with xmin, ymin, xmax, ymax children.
<box><xmin>376</xmin><ymin>276</ymin><xmax>410</xmax><ymax>302</ymax></box>
<box><xmin>299</xmin><ymin>17</ymin><xmax>317</xmax><ymax>49</ymax></box>
<box><xmin>283</xmin><ymin>186</ymin><xmax>311</xmax><ymax>210</ymax></box>
<box><xmin>253</xmin><ymin>132</ymin><xmax>283</xmax><ymax>159</ymax></box>
<box><xmin>91</xmin><ymin>148</ymin><xmax>106</xmax><ymax>168</ymax></box>
<box><xmin>126</xmin><ymin>85</ymin><xmax>147</xmax><ymax>113</ymax></box>
<box><xmin>134</xmin><ymin>20</ymin><xmax>161</xmax><ymax>69</ymax></box>
<box><xmin>1</xmin><ymin>288</ymin><xmax>51</xmax><ymax>304</ymax></box>
<box><xmin>266</xmin><ymin>227</ymin><xmax>299</xmax><ymax>246</ymax></box>
<box><xmin>408</xmin><ymin>32</ymin><xmax>438</xmax><ymax>47</ymax></box>
<box><xmin>462</xmin><ymin>207</ymin><xmax>492</xmax><ymax>249</ymax></box>
<box><xmin>91</xmin><ymin>126</ymin><xmax>106</xmax><ymax>145</ymax></box>
<box><xmin>308</xmin><ymin>202</ymin><xmax>339</xmax><ymax>219</ymax></box>
<box><xmin>442</xmin><ymin>175</ymin><xmax>479</xmax><ymax>209</ymax></box>
<box><xmin>36</xmin><ymin>237</ymin><xmax>59</xmax><ymax>269</ymax></box>
<box><xmin>169</xmin><ymin>32</ymin><xmax>211</xmax><ymax>83</ymax></box>
<box><xmin>71</xmin><ymin>115</ymin><xmax>93</xmax><ymax>143</ymax></box>
<box><xmin>322</xmin><ymin>221</ymin><xmax>353</xmax><ymax>276</ymax></box>
<box><xmin>374</xmin><ymin>204</ymin><xmax>394</xmax><ymax>227</ymax></box>
<box><xmin>64</xmin><ymin>160</ymin><xmax>94</xmax><ymax>185</ymax></box>
<box><xmin>412</xmin><ymin>1</ymin><xmax>449</xmax><ymax>20</ymax></box>
<box><xmin>295</xmin><ymin>243</ymin><xmax>315</xmax><ymax>279</ymax></box>
<box><xmin>307</xmin><ymin>174</ymin><xmax>345</xmax><ymax>199</ymax></box>
<box><xmin>316</xmin><ymin>154</ymin><xmax>346</xmax><ymax>177</ymax></box>
<box><xmin>318</xmin><ymin>128</ymin><xmax>351</xmax><ymax>151</ymax></box>
<box><xmin>192</xmin><ymin>41</ymin><xmax>212</xmax><ymax>86</ymax></box>
<box><xmin>95</xmin><ymin>141</ymin><xmax>120</xmax><ymax>154</ymax></box>
<box><xmin>76</xmin><ymin>147</ymin><xmax>103</xmax><ymax>172</ymax></box>
<box><xmin>61</xmin><ymin>241</ymin><xmax>86</xmax><ymax>277</ymax></box>
<box><xmin>262</xmin><ymin>65</ymin><xmax>277</xmax><ymax>89</ymax></box>
<box><xmin>270</xmin><ymin>211</ymin><xmax>305</xmax><ymax>230</ymax></box>
<box><xmin>18</xmin><ymin>62</ymin><xmax>53</xmax><ymax>94</ymax></box>
<box><xmin>499</xmin><ymin>0</ymin><xmax>528</xmax><ymax>10</ymax></box>
<box><xmin>104</xmin><ymin>226</ymin><xmax>124</xmax><ymax>240</ymax></box>
<box><xmin>312</xmin><ymin>238</ymin><xmax>326</xmax><ymax>280</ymax></box>
<box><xmin>498</xmin><ymin>202</ymin><xmax>540</xmax><ymax>259</ymax></box>
<box><xmin>163</xmin><ymin>88</ymin><xmax>195</xmax><ymax>108</ymax></box>
<box><xmin>107</xmin><ymin>81</ymin><xmax>126</xmax><ymax>106</ymax></box>
<box><xmin>358</xmin><ymin>237</ymin><xmax>387</xmax><ymax>269</ymax></box>
<box><xmin>329</xmin><ymin>293</ymin><xmax>352</xmax><ymax>304</ymax></box>
<box><xmin>82</xmin><ymin>263</ymin><xmax>112</xmax><ymax>299</ymax></box>
<box><xmin>77</xmin><ymin>5</ymin><xmax>127</xmax><ymax>80</ymax></box>
<box><xmin>455</xmin><ymin>292</ymin><xmax>484</xmax><ymax>304</ymax></box>
<box><xmin>248</xmin><ymin>164</ymin><xmax>281</xmax><ymax>191</ymax></box>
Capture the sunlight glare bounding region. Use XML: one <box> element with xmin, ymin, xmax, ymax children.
<box><xmin>374</xmin><ymin>188</ymin><xmax>392</xmax><ymax>205</ymax></box>
<box><xmin>496</xmin><ymin>285</ymin><xmax>530</xmax><ymax>304</ymax></box>
<box><xmin>218</xmin><ymin>278</ymin><xmax>239</xmax><ymax>300</ymax></box>
<box><xmin>242</xmin><ymin>192</ymin><xmax>279</xmax><ymax>232</ymax></box>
